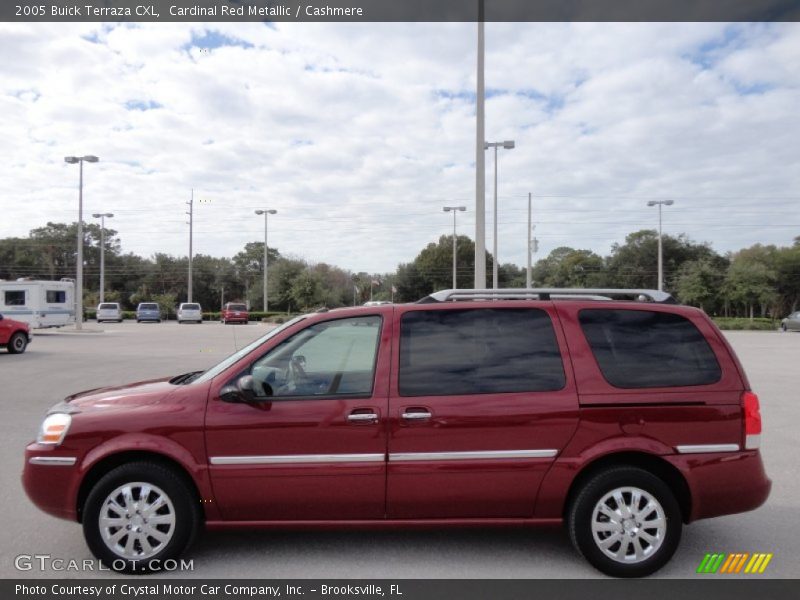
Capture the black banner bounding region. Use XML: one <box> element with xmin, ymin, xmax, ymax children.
<box><xmin>5</xmin><ymin>580</ymin><xmax>800</xmax><ymax>600</ymax></box>
<box><xmin>3</xmin><ymin>0</ymin><xmax>800</xmax><ymax>23</ymax></box>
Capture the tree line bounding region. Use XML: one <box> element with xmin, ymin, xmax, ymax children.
<box><xmin>1</xmin><ymin>222</ymin><xmax>798</xmax><ymax>318</ymax></box>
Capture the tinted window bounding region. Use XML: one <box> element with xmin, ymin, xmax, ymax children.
<box><xmin>182</xmin><ymin>304</ymin><xmax>201</xmax><ymax>310</ymax></box>
<box><xmin>227</xmin><ymin>304</ymin><xmax>247</xmax><ymax>311</ymax></box>
<box><xmin>399</xmin><ymin>308</ymin><xmax>565</xmax><ymax>397</ymax></box>
<box><xmin>46</xmin><ymin>290</ymin><xmax>66</xmax><ymax>303</ymax></box>
<box><xmin>250</xmin><ymin>315</ymin><xmax>381</xmax><ymax>398</ymax></box>
<box><xmin>138</xmin><ymin>303</ymin><xmax>158</xmax><ymax>310</ymax></box>
<box><xmin>579</xmin><ymin>309</ymin><xmax>721</xmax><ymax>388</ymax></box>
<box><xmin>98</xmin><ymin>303</ymin><xmax>119</xmax><ymax>310</ymax></box>
<box><xmin>4</xmin><ymin>291</ymin><xmax>25</xmax><ymax>306</ymax></box>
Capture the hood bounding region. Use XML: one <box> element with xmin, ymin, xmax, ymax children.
<box><xmin>59</xmin><ymin>376</ymin><xmax>177</xmax><ymax>413</ymax></box>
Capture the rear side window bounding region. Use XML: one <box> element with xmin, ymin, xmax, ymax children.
<box><xmin>46</xmin><ymin>290</ymin><xmax>66</xmax><ymax>303</ymax></box>
<box><xmin>399</xmin><ymin>308</ymin><xmax>566</xmax><ymax>396</ymax></box>
<box><xmin>578</xmin><ymin>309</ymin><xmax>721</xmax><ymax>388</ymax></box>
<box><xmin>4</xmin><ymin>291</ymin><xmax>25</xmax><ymax>306</ymax></box>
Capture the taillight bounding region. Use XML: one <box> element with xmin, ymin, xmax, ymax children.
<box><xmin>743</xmin><ymin>391</ymin><xmax>762</xmax><ymax>450</ymax></box>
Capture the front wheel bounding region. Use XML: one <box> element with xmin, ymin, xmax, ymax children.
<box><xmin>7</xmin><ymin>332</ymin><xmax>28</xmax><ymax>354</ymax></box>
<box><xmin>82</xmin><ymin>461</ymin><xmax>200</xmax><ymax>573</ymax></box>
<box><xmin>567</xmin><ymin>467</ymin><xmax>682</xmax><ymax>578</ymax></box>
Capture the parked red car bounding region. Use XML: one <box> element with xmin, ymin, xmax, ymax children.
<box><xmin>22</xmin><ymin>289</ymin><xmax>770</xmax><ymax>576</ymax></box>
<box><xmin>221</xmin><ymin>302</ymin><xmax>248</xmax><ymax>324</ymax></box>
<box><xmin>0</xmin><ymin>313</ymin><xmax>31</xmax><ymax>353</ymax></box>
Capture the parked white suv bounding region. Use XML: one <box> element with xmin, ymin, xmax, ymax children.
<box><xmin>177</xmin><ymin>302</ymin><xmax>203</xmax><ymax>324</ymax></box>
<box><xmin>96</xmin><ymin>303</ymin><xmax>122</xmax><ymax>323</ymax></box>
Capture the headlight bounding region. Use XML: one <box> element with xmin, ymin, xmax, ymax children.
<box><xmin>37</xmin><ymin>413</ymin><xmax>72</xmax><ymax>445</ymax></box>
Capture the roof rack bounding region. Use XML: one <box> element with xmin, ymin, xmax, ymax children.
<box><xmin>418</xmin><ymin>288</ymin><xmax>676</xmax><ymax>304</ymax></box>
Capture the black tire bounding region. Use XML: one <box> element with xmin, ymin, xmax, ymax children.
<box><xmin>7</xmin><ymin>332</ymin><xmax>28</xmax><ymax>354</ymax></box>
<box><xmin>82</xmin><ymin>461</ymin><xmax>200</xmax><ymax>574</ymax></box>
<box><xmin>567</xmin><ymin>466</ymin><xmax>682</xmax><ymax>578</ymax></box>
<box><xmin>781</xmin><ymin>324</ymin><xmax>787</xmax><ymax>332</ymax></box>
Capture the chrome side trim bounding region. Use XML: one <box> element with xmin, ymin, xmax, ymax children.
<box><xmin>675</xmin><ymin>444</ymin><xmax>740</xmax><ymax>454</ymax></box>
<box><xmin>389</xmin><ymin>449</ymin><xmax>558</xmax><ymax>461</ymax></box>
<box><xmin>209</xmin><ymin>453</ymin><xmax>385</xmax><ymax>465</ymax></box>
<box><xmin>29</xmin><ymin>456</ymin><xmax>77</xmax><ymax>466</ymax></box>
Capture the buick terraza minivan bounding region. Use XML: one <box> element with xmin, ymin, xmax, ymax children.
<box><xmin>23</xmin><ymin>288</ymin><xmax>770</xmax><ymax>577</ymax></box>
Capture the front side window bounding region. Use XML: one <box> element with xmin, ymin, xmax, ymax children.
<box><xmin>4</xmin><ymin>291</ymin><xmax>25</xmax><ymax>306</ymax></box>
<box><xmin>46</xmin><ymin>290</ymin><xmax>66</xmax><ymax>303</ymax></box>
<box><xmin>399</xmin><ymin>308</ymin><xmax>566</xmax><ymax>397</ymax></box>
<box><xmin>249</xmin><ymin>315</ymin><xmax>382</xmax><ymax>398</ymax></box>
<box><xmin>579</xmin><ymin>309</ymin><xmax>722</xmax><ymax>389</ymax></box>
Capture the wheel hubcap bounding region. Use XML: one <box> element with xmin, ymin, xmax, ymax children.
<box><xmin>13</xmin><ymin>337</ymin><xmax>24</xmax><ymax>350</ymax></box>
<box><xmin>591</xmin><ymin>486</ymin><xmax>666</xmax><ymax>564</ymax></box>
<box><xmin>99</xmin><ymin>482</ymin><xmax>176</xmax><ymax>560</ymax></box>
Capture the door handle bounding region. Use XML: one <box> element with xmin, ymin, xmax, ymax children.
<box><xmin>347</xmin><ymin>412</ymin><xmax>379</xmax><ymax>423</ymax></box>
<box><xmin>401</xmin><ymin>411</ymin><xmax>432</xmax><ymax>420</ymax></box>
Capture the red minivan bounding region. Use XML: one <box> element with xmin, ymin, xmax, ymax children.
<box><xmin>221</xmin><ymin>302</ymin><xmax>249</xmax><ymax>324</ymax></box>
<box><xmin>22</xmin><ymin>289</ymin><xmax>770</xmax><ymax>576</ymax></box>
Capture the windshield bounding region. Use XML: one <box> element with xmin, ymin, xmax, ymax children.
<box><xmin>139</xmin><ymin>303</ymin><xmax>158</xmax><ymax>310</ymax></box>
<box><xmin>182</xmin><ymin>304</ymin><xmax>201</xmax><ymax>310</ymax></box>
<box><xmin>193</xmin><ymin>316</ymin><xmax>306</xmax><ymax>384</ymax></box>
<box><xmin>98</xmin><ymin>303</ymin><xmax>118</xmax><ymax>309</ymax></box>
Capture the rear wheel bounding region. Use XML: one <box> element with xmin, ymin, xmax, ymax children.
<box><xmin>781</xmin><ymin>323</ymin><xmax>787</xmax><ymax>332</ymax></box>
<box><xmin>567</xmin><ymin>467</ymin><xmax>682</xmax><ymax>577</ymax></box>
<box><xmin>7</xmin><ymin>332</ymin><xmax>28</xmax><ymax>354</ymax></box>
<box><xmin>83</xmin><ymin>461</ymin><xmax>200</xmax><ymax>573</ymax></box>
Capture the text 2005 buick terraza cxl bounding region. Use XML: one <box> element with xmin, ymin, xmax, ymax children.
<box><xmin>23</xmin><ymin>288</ymin><xmax>771</xmax><ymax>577</ymax></box>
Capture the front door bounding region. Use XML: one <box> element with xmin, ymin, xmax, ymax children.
<box><xmin>386</xmin><ymin>305</ymin><xmax>579</xmax><ymax>519</ymax></box>
<box><xmin>205</xmin><ymin>313</ymin><xmax>391</xmax><ymax>521</ymax></box>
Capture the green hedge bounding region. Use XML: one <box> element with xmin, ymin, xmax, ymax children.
<box><xmin>713</xmin><ymin>317</ymin><xmax>778</xmax><ymax>331</ymax></box>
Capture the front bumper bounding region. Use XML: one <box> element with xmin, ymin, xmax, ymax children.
<box><xmin>22</xmin><ymin>444</ymin><xmax>80</xmax><ymax>521</ymax></box>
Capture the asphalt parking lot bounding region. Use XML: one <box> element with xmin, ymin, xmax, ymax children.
<box><xmin>0</xmin><ymin>322</ymin><xmax>797</xmax><ymax>579</ymax></box>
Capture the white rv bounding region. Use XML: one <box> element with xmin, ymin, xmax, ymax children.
<box><xmin>0</xmin><ymin>279</ymin><xmax>75</xmax><ymax>328</ymax></box>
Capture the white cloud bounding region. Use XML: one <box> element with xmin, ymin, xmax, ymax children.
<box><xmin>0</xmin><ymin>22</ymin><xmax>798</xmax><ymax>274</ymax></box>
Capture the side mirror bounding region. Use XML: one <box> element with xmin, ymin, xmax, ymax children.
<box><xmin>0</xmin><ymin>314</ymin><xmax>4</xmax><ymax>321</ymax></box>
<box><xmin>219</xmin><ymin>375</ymin><xmax>257</xmax><ymax>403</ymax></box>
<box><xmin>237</xmin><ymin>375</ymin><xmax>256</xmax><ymax>399</ymax></box>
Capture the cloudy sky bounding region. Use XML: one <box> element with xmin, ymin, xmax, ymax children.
<box><xmin>0</xmin><ymin>21</ymin><xmax>798</xmax><ymax>273</ymax></box>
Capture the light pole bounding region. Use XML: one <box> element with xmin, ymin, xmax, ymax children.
<box><xmin>254</xmin><ymin>209</ymin><xmax>277</xmax><ymax>312</ymax></box>
<box><xmin>443</xmin><ymin>206</ymin><xmax>467</xmax><ymax>289</ymax></box>
<box><xmin>91</xmin><ymin>213</ymin><xmax>114</xmax><ymax>304</ymax></box>
<box><xmin>475</xmin><ymin>0</ymin><xmax>486</xmax><ymax>289</ymax></box>
<box><xmin>484</xmin><ymin>140</ymin><xmax>514</xmax><ymax>288</ymax></box>
<box><xmin>647</xmin><ymin>199</ymin><xmax>674</xmax><ymax>291</ymax></box>
<box><xmin>64</xmin><ymin>155</ymin><xmax>99</xmax><ymax>330</ymax></box>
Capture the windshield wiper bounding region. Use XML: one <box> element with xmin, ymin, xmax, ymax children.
<box><xmin>169</xmin><ymin>371</ymin><xmax>204</xmax><ymax>385</ymax></box>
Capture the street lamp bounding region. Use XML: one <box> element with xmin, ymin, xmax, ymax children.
<box><xmin>484</xmin><ymin>140</ymin><xmax>514</xmax><ymax>288</ymax></box>
<box><xmin>65</xmin><ymin>155</ymin><xmax>99</xmax><ymax>330</ymax></box>
<box><xmin>91</xmin><ymin>213</ymin><xmax>114</xmax><ymax>304</ymax></box>
<box><xmin>443</xmin><ymin>206</ymin><xmax>467</xmax><ymax>289</ymax></box>
<box><xmin>647</xmin><ymin>199</ymin><xmax>675</xmax><ymax>291</ymax></box>
<box><xmin>254</xmin><ymin>209</ymin><xmax>277</xmax><ymax>312</ymax></box>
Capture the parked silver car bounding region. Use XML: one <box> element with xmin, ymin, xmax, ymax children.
<box><xmin>781</xmin><ymin>311</ymin><xmax>800</xmax><ymax>332</ymax></box>
<box><xmin>177</xmin><ymin>302</ymin><xmax>203</xmax><ymax>324</ymax></box>
<box><xmin>96</xmin><ymin>303</ymin><xmax>122</xmax><ymax>323</ymax></box>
